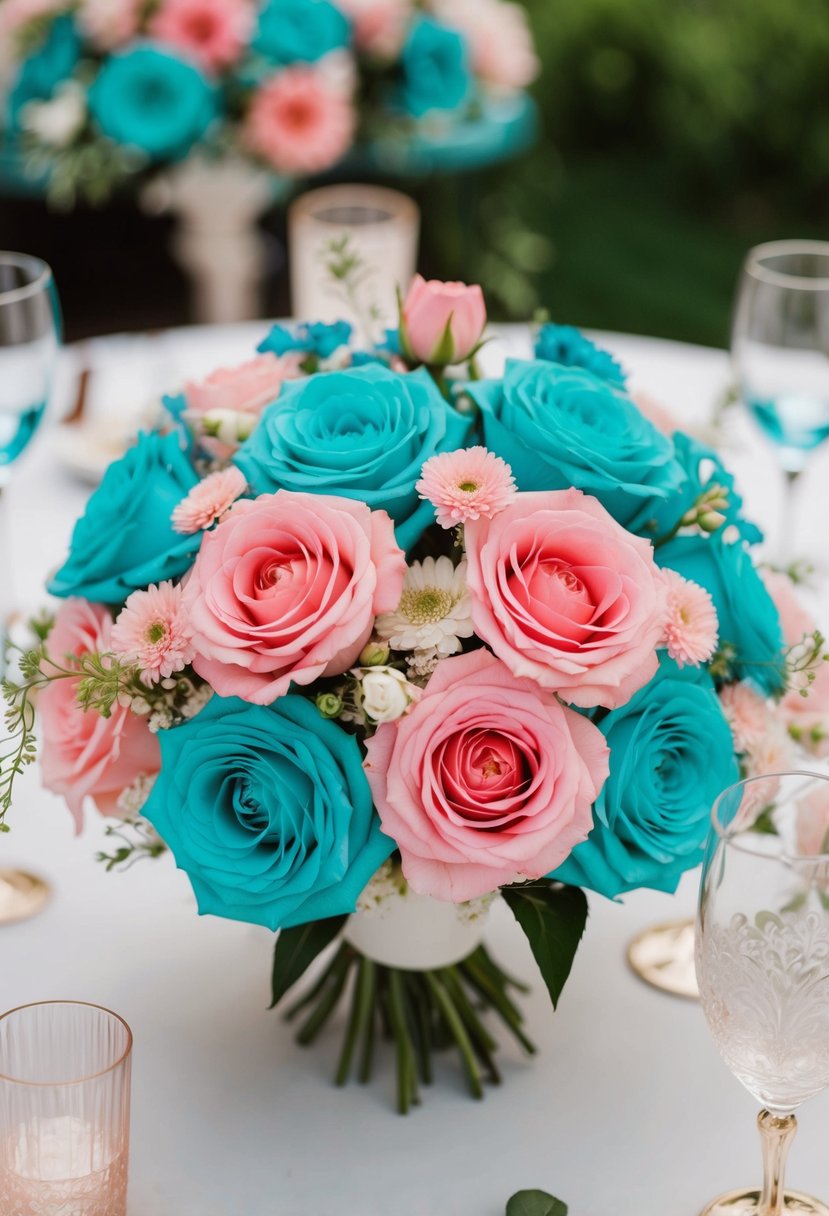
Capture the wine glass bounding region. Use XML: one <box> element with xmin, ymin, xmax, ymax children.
<box><xmin>696</xmin><ymin>771</ymin><xmax>829</xmax><ymax>1216</ymax></box>
<box><xmin>731</xmin><ymin>240</ymin><xmax>829</xmax><ymax>562</ymax></box>
<box><xmin>0</xmin><ymin>252</ymin><xmax>61</xmax><ymax>926</ymax></box>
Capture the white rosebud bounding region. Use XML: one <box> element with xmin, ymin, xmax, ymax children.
<box><xmin>356</xmin><ymin>666</ymin><xmax>418</xmax><ymax>724</ymax></box>
<box><xmin>318</xmin><ymin>344</ymin><xmax>353</xmax><ymax>372</ymax></box>
<box><xmin>22</xmin><ymin>84</ymin><xmax>86</xmax><ymax>148</ymax></box>
<box><xmin>200</xmin><ymin>408</ymin><xmax>258</xmax><ymax>446</ymax></box>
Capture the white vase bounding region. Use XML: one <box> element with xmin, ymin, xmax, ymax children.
<box><xmin>343</xmin><ymin>865</ymin><xmax>492</xmax><ymax>970</ymax></box>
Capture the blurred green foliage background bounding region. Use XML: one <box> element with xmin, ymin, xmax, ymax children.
<box><xmin>420</xmin><ymin>0</ymin><xmax>829</xmax><ymax>346</ymax></box>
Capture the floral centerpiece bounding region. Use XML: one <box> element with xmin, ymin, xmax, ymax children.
<box><xmin>0</xmin><ymin>0</ymin><xmax>538</xmax><ymax>206</ymax></box>
<box><xmin>3</xmin><ymin>279</ymin><xmax>827</xmax><ymax>1113</ymax></box>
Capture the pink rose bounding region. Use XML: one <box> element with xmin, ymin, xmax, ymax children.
<box><xmin>183</xmin><ymin>351</ymin><xmax>302</xmax><ymax>458</ymax></box>
<box><xmin>364</xmin><ymin>649</ymin><xmax>609</xmax><ymax>902</ymax></box>
<box><xmin>39</xmin><ymin>600</ymin><xmax>160</xmax><ymax>832</ymax></box>
<box><xmin>245</xmin><ymin>67</ymin><xmax>356</xmax><ymax>175</ymax></box>
<box><xmin>183</xmin><ymin>491</ymin><xmax>406</xmax><ymax>704</ymax></box>
<box><xmin>464</xmin><ymin>488</ymin><xmax>666</xmax><ymax>709</ymax></box>
<box><xmin>401</xmin><ymin>275</ymin><xmax>487</xmax><ymax>365</ymax></box>
<box><xmin>763</xmin><ymin>570</ymin><xmax>829</xmax><ymax>757</ymax></box>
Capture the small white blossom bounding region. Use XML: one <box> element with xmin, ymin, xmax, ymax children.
<box><xmin>318</xmin><ymin>344</ymin><xmax>353</xmax><ymax>371</ymax></box>
<box><xmin>191</xmin><ymin>408</ymin><xmax>258</xmax><ymax>447</ymax></box>
<box><xmin>22</xmin><ymin>83</ymin><xmax>86</xmax><ymax>147</ymax></box>
<box><xmin>116</xmin><ymin>773</ymin><xmax>157</xmax><ymax>818</ymax></box>
<box><xmin>376</xmin><ymin>556</ymin><xmax>473</xmax><ymax>657</ymax></box>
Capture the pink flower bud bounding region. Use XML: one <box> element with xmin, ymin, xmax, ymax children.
<box><xmin>400</xmin><ymin>274</ymin><xmax>486</xmax><ymax>366</ymax></box>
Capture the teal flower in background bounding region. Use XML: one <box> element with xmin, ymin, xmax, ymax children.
<box><xmin>647</xmin><ymin>431</ymin><xmax>763</xmax><ymax>545</ymax></box>
<box><xmin>657</xmin><ymin>532</ymin><xmax>785</xmax><ymax>694</ymax></box>
<box><xmin>89</xmin><ymin>46</ymin><xmax>215</xmax><ymax>160</ymax></box>
<box><xmin>470</xmin><ymin>359</ymin><xmax>685</xmax><ymax>532</ymax></box>
<box><xmin>401</xmin><ymin>17</ymin><xmax>471</xmax><ymax>117</ymax></box>
<box><xmin>534</xmin><ymin>323</ymin><xmax>627</xmax><ymax>388</ymax></box>
<box><xmin>143</xmin><ymin>694</ymin><xmax>394</xmax><ymax>930</ymax></box>
<box><xmin>258</xmin><ymin>320</ymin><xmax>353</xmax><ymax>360</ymax></box>
<box><xmin>552</xmin><ymin>657</ymin><xmax>739</xmax><ymax>899</ymax></box>
<box><xmin>254</xmin><ymin>0</ymin><xmax>351</xmax><ymax>64</ymax></box>
<box><xmin>48</xmin><ymin>431</ymin><xmax>200</xmax><ymax>605</ymax></box>
<box><xmin>7</xmin><ymin>15</ymin><xmax>79</xmax><ymax>131</ymax></box>
<box><xmin>234</xmin><ymin>363</ymin><xmax>472</xmax><ymax>550</ymax></box>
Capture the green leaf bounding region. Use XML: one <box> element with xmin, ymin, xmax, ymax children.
<box><xmin>507</xmin><ymin>1190</ymin><xmax>568</xmax><ymax>1216</ymax></box>
<box><xmin>501</xmin><ymin>880</ymin><xmax>588</xmax><ymax>1009</ymax></box>
<box><xmin>270</xmin><ymin>915</ymin><xmax>347</xmax><ymax>1009</ymax></box>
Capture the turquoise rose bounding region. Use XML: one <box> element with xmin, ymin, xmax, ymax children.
<box><xmin>48</xmin><ymin>432</ymin><xmax>200</xmax><ymax>605</ymax></box>
<box><xmin>254</xmin><ymin>0</ymin><xmax>350</xmax><ymax>64</ymax></box>
<box><xmin>7</xmin><ymin>15</ymin><xmax>79</xmax><ymax>130</ymax></box>
<box><xmin>401</xmin><ymin>17</ymin><xmax>471</xmax><ymax>117</ymax></box>
<box><xmin>89</xmin><ymin>46</ymin><xmax>215</xmax><ymax>160</ymax></box>
<box><xmin>143</xmin><ymin>694</ymin><xmax>394</xmax><ymax>930</ymax></box>
<box><xmin>534</xmin><ymin>324</ymin><xmax>627</xmax><ymax>388</ymax></box>
<box><xmin>647</xmin><ymin>431</ymin><xmax>763</xmax><ymax>545</ymax></box>
<box><xmin>553</xmin><ymin>658</ymin><xmax>739</xmax><ymax>899</ymax></box>
<box><xmin>234</xmin><ymin>363</ymin><xmax>472</xmax><ymax>550</ymax></box>
<box><xmin>657</xmin><ymin>532</ymin><xmax>785</xmax><ymax>694</ymax></box>
<box><xmin>469</xmin><ymin>359</ymin><xmax>685</xmax><ymax>532</ymax></box>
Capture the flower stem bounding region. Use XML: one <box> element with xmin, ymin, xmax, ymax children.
<box><xmin>336</xmin><ymin>956</ymin><xmax>375</xmax><ymax>1086</ymax></box>
<box><xmin>424</xmin><ymin>970</ymin><xmax>484</xmax><ymax>1101</ymax></box>
<box><xmin>295</xmin><ymin>945</ymin><xmax>354</xmax><ymax>1046</ymax></box>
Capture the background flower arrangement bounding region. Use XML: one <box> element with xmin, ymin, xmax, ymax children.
<box><xmin>0</xmin><ymin>0</ymin><xmax>539</xmax><ymax>206</ymax></box>
<box><xmin>3</xmin><ymin>275</ymin><xmax>828</xmax><ymax>1112</ymax></box>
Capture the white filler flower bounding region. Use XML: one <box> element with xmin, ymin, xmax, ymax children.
<box><xmin>355</xmin><ymin>667</ymin><xmax>418</xmax><ymax>724</ymax></box>
<box><xmin>375</xmin><ymin>555</ymin><xmax>473</xmax><ymax>657</ymax></box>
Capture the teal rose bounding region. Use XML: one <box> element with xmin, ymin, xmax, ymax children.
<box><xmin>552</xmin><ymin>658</ymin><xmax>739</xmax><ymax>899</ymax></box>
<box><xmin>143</xmin><ymin>694</ymin><xmax>394</xmax><ymax>930</ymax></box>
<box><xmin>401</xmin><ymin>17</ymin><xmax>471</xmax><ymax>117</ymax></box>
<box><xmin>48</xmin><ymin>431</ymin><xmax>200</xmax><ymax>605</ymax></box>
<box><xmin>7</xmin><ymin>15</ymin><xmax>79</xmax><ymax>130</ymax></box>
<box><xmin>234</xmin><ymin>363</ymin><xmax>472</xmax><ymax>550</ymax></box>
<box><xmin>89</xmin><ymin>46</ymin><xmax>215</xmax><ymax>160</ymax></box>
<box><xmin>254</xmin><ymin>0</ymin><xmax>350</xmax><ymax>64</ymax></box>
<box><xmin>469</xmin><ymin>359</ymin><xmax>685</xmax><ymax>532</ymax></box>
<box><xmin>648</xmin><ymin>431</ymin><xmax>763</xmax><ymax>545</ymax></box>
<box><xmin>657</xmin><ymin>532</ymin><xmax>784</xmax><ymax>694</ymax></box>
<box><xmin>534</xmin><ymin>324</ymin><xmax>626</xmax><ymax>388</ymax></box>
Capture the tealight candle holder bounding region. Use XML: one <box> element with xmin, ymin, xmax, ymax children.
<box><xmin>0</xmin><ymin>1001</ymin><xmax>132</xmax><ymax>1216</ymax></box>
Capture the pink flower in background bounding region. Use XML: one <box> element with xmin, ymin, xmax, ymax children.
<box><xmin>796</xmin><ymin>786</ymin><xmax>829</xmax><ymax>856</ymax></box>
<box><xmin>183</xmin><ymin>491</ymin><xmax>406</xmax><ymax>704</ymax></box>
<box><xmin>465</xmin><ymin>488</ymin><xmax>667</xmax><ymax>709</ymax></box>
<box><xmin>433</xmin><ymin>0</ymin><xmax>538</xmax><ymax>92</ymax></box>
<box><xmin>401</xmin><ymin>275</ymin><xmax>486</xmax><ymax>365</ymax></box>
<box><xmin>150</xmin><ymin>0</ymin><xmax>253</xmax><ymax>73</ymax></box>
<box><xmin>111</xmin><ymin>581</ymin><xmax>196</xmax><ymax>685</ymax></box>
<box><xmin>743</xmin><ymin>716</ymin><xmax>797</xmax><ymax>780</ymax></box>
<box><xmin>416</xmin><ymin>446</ymin><xmax>516</xmax><ymax>528</ymax></box>
<box><xmin>39</xmin><ymin>600</ymin><xmax>160</xmax><ymax>831</ymax></box>
<box><xmin>762</xmin><ymin>569</ymin><xmax>815</xmax><ymax>646</ymax></box>
<box><xmin>661</xmin><ymin>568</ymin><xmax>718</xmax><ymax>667</ymax></box>
<box><xmin>719</xmin><ymin>681</ymin><xmax>769</xmax><ymax>754</ymax></box>
<box><xmin>336</xmin><ymin>0</ymin><xmax>410</xmax><ymax>57</ymax></box>
<box><xmin>183</xmin><ymin>351</ymin><xmax>301</xmax><ymax>458</ymax></box>
<box><xmin>763</xmin><ymin>568</ymin><xmax>829</xmax><ymax>757</ymax></box>
<box><xmin>172</xmin><ymin>466</ymin><xmax>247</xmax><ymax>534</ymax></box>
<box><xmin>632</xmin><ymin>390</ymin><xmax>680</xmax><ymax>437</ymax></box>
<box><xmin>76</xmin><ymin>0</ymin><xmax>141</xmax><ymax>48</ymax></box>
<box><xmin>364</xmin><ymin>648</ymin><xmax>609</xmax><ymax>902</ymax></box>
<box><xmin>245</xmin><ymin>68</ymin><xmax>356</xmax><ymax>175</ymax></box>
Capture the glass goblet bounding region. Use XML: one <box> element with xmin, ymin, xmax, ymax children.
<box><xmin>731</xmin><ymin>240</ymin><xmax>829</xmax><ymax>562</ymax></box>
<box><xmin>696</xmin><ymin>771</ymin><xmax>829</xmax><ymax>1216</ymax></box>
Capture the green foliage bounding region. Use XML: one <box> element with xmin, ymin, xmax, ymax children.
<box><xmin>507</xmin><ymin>1192</ymin><xmax>568</xmax><ymax>1216</ymax></box>
<box><xmin>270</xmin><ymin>916</ymin><xmax>348</xmax><ymax>1008</ymax></box>
<box><xmin>501</xmin><ymin>880</ymin><xmax>588</xmax><ymax>1009</ymax></box>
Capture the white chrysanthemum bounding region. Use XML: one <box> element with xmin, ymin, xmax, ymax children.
<box><xmin>375</xmin><ymin>556</ymin><xmax>473</xmax><ymax>656</ymax></box>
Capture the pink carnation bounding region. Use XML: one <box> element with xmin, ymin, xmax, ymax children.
<box><xmin>416</xmin><ymin>446</ymin><xmax>516</xmax><ymax>529</ymax></box>
<box><xmin>111</xmin><ymin>581</ymin><xmax>196</xmax><ymax>686</ymax></box>
<box><xmin>172</xmin><ymin>466</ymin><xmax>247</xmax><ymax>534</ymax></box>
<box><xmin>661</xmin><ymin>568</ymin><xmax>718</xmax><ymax>667</ymax></box>
<box><xmin>464</xmin><ymin>488</ymin><xmax>667</xmax><ymax>709</ymax></box>
<box><xmin>183</xmin><ymin>490</ymin><xmax>406</xmax><ymax>705</ymax></box>
<box><xmin>245</xmin><ymin>67</ymin><xmax>355</xmax><ymax>175</ymax></box>
<box><xmin>39</xmin><ymin>600</ymin><xmax>160</xmax><ymax>832</ymax></box>
<box><xmin>719</xmin><ymin>682</ymin><xmax>770</xmax><ymax>755</ymax></box>
<box><xmin>150</xmin><ymin>0</ymin><xmax>253</xmax><ymax>73</ymax></box>
<box><xmin>364</xmin><ymin>648</ymin><xmax>609</xmax><ymax>902</ymax></box>
<box><xmin>433</xmin><ymin>0</ymin><xmax>538</xmax><ymax>92</ymax></box>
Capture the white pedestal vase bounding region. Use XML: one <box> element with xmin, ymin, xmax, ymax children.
<box><xmin>141</xmin><ymin>155</ymin><xmax>282</xmax><ymax>325</ymax></box>
<box><xmin>275</xmin><ymin>863</ymin><xmax>535</xmax><ymax>1114</ymax></box>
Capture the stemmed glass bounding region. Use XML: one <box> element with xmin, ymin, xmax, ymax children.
<box><xmin>0</xmin><ymin>252</ymin><xmax>61</xmax><ymax>925</ymax></box>
<box><xmin>731</xmin><ymin>240</ymin><xmax>829</xmax><ymax>562</ymax></box>
<box><xmin>696</xmin><ymin>771</ymin><xmax>829</xmax><ymax>1216</ymax></box>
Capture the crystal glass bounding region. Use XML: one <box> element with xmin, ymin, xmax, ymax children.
<box><xmin>696</xmin><ymin>771</ymin><xmax>829</xmax><ymax>1216</ymax></box>
<box><xmin>0</xmin><ymin>1001</ymin><xmax>132</xmax><ymax>1216</ymax></box>
<box><xmin>288</xmin><ymin>184</ymin><xmax>419</xmax><ymax>339</ymax></box>
<box><xmin>731</xmin><ymin>240</ymin><xmax>829</xmax><ymax>559</ymax></box>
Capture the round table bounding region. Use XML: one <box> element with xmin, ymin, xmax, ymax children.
<box><xmin>4</xmin><ymin>326</ymin><xmax>829</xmax><ymax>1216</ymax></box>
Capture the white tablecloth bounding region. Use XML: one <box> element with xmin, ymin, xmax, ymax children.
<box><xmin>2</xmin><ymin>327</ymin><xmax>829</xmax><ymax>1216</ymax></box>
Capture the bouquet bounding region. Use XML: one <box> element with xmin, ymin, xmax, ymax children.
<box><xmin>3</xmin><ymin>277</ymin><xmax>828</xmax><ymax>1114</ymax></box>
<box><xmin>0</xmin><ymin>0</ymin><xmax>538</xmax><ymax>206</ymax></box>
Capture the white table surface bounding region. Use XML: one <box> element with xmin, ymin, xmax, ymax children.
<box><xmin>2</xmin><ymin>326</ymin><xmax>829</xmax><ymax>1216</ymax></box>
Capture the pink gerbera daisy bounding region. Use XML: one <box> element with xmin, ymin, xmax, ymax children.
<box><xmin>171</xmin><ymin>466</ymin><xmax>247</xmax><ymax>535</ymax></box>
<box><xmin>416</xmin><ymin>446</ymin><xmax>516</xmax><ymax>529</ymax></box>
<box><xmin>111</xmin><ymin>582</ymin><xmax>195</xmax><ymax>686</ymax></box>
<box><xmin>661</xmin><ymin>568</ymin><xmax>719</xmax><ymax>667</ymax></box>
<box><xmin>244</xmin><ymin>67</ymin><xmax>355</xmax><ymax>175</ymax></box>
<box><xmin>150</xmin><ymin>0</ymin><xmax>253</xmax><ymax>74</ymax></box>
